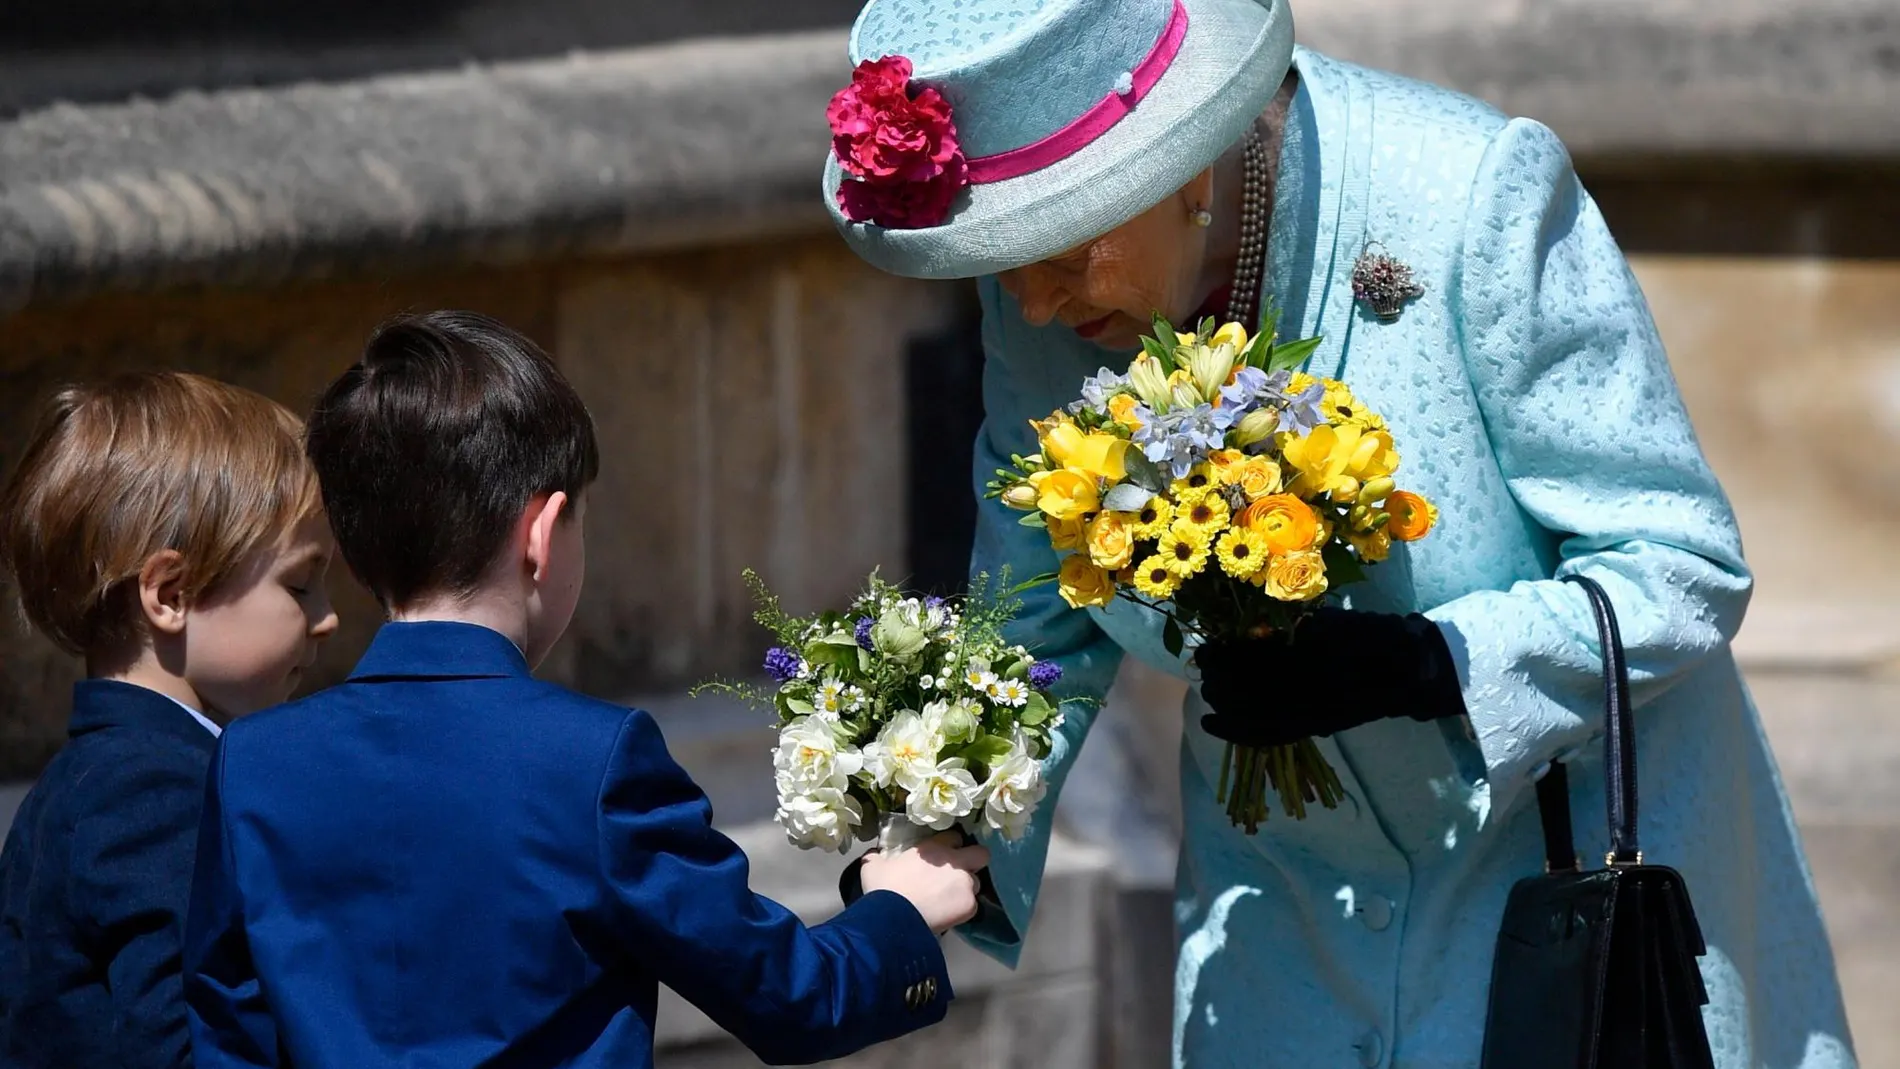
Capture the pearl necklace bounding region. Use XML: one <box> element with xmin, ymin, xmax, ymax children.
<box><xmin>1224</xmin><ymin>124</ymin><xmax>1270</xmax><ymax>330</ymax></box>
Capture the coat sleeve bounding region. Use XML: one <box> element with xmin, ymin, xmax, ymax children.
<box><xmin>183</xmin><ymin>742</ymin><xmax>281</xmax><ymax>1067</ymax></box>
<box><xmin>1433</xmin><ymin>117</ymin><xmax>1753</xmax><ymax>817</ymax></box>
<box><xmin>66</xmin><ymin>746</ymin><xmax>205</xmax><ymax>1069</ymax></box>
<box><xmin>594</xmin><ymin>709</ymin><xmax>950</xmax><ymax>1066</ymax></box>
<box><xmin>957</xmin><ymin>275</ymin><xmax>1127</xmax><ymax>964</ymax></box>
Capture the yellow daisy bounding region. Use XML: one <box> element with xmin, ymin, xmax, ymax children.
<box><xmin>1215</xmin><ymin>527</ymin><xmax>1269</xmax><ymax>579</ymax></box>
<box><xmin>1129</xmin><ymin>495</ymin><xmax>1174</xmax><ymax>540</ymax></box>
<box><xmin>1156</xmin><ymin>522</ymin><xmax>1212</xmax><ymax>578</ymax></box>
<box><xmin>1132</xmin><ymin>555</ymin><xmax>1181</xmax><ymax>600</ymax></box>
<box><xmin>1169</xmin><ymin>464</ymin><xmax>1218</xmax><ymax>504</ymax></box>
<box><xmin>1181</xmin><ymin>493</ymin><xmax>1230</xmax><ymax>534</ymax></box>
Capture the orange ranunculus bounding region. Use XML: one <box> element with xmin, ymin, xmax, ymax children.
<box><xmin>1386</xmin><ymin>491</ymin><xmax>1438</xmax><ymax>542</ymax></box>
<box><xmin>1238</xmin><ymin>494</ymin><xmax>1318</xmax><ymax>555</ymax></box>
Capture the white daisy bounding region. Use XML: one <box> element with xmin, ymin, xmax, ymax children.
<box><xmin>993</xmin><ymin>679</ymin><xmax>1031</xmax><ymax>707</ymax></box>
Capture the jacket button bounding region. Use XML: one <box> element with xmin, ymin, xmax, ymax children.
<box><xmin>1359</xmin><ymin>895</ymin><xmax>1393</xmax><ymax>932</ymax></box>
<box><xmin>1356</xmin><ymin>1028</ymin><xmax>1385</xmax><ymax>1067</ymax></box>
<box><xmin>924</xmin><ymin>976</ymin><xmax>938</xmax><ymax>1000</ymax></box>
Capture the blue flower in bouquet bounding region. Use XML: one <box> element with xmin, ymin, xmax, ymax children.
<box><xmin>763</xmin><ymin>647</ymin><xmax>804</xmax><ymax>683</ymax></box>
<box><xmin>1028</xmin><ymin>661</ymin><xmax>1062</xmax><ymax>690</ymax></box>
<box><xmin>854</xmin><ymin>616</ymin><xmax>875</xmax><ymax>651</ymax></box>
<box><xmin>1136</xmin><ymin>403</ymin><xmax>1239</xmax><ymax>479</ymax></box>
<box><xmin>1277</xmin><ymin>380</ymin><xmax>1328</xmax><ymax>435</ymax></box>
<box><xmin>1076</xmin><ymin>367</ymin><xmax>1130</xmax><ymax>410</ymax></box>
<box><xmin>1220</xmin><ymin>366</ymin><xmax>1293</xmax><ymax>411</ymax></box>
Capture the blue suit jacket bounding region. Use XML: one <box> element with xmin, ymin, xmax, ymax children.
<box><xmin>184</xmin><ymin>622</ymin><xmax>950</xmax><ymax>1067</ymax></box>
<box><xmin>0</xmin><ymin>680</ymin><xmax>218</xmax><ymax>1069</ymax></box>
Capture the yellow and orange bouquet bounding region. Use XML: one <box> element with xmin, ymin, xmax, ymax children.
<box><xmin>989</xmin><ymin>312</ymin><xmax>1438</xmax><ymax>830</ymax></box>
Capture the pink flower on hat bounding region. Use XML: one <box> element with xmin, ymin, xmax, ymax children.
<box><xmin>828</xmin><ymin>56</ymin><xmax>969</xmax><ymax>228</ymax></box>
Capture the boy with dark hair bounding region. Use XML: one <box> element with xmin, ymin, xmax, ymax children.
<box><xmin>185</xmin><ymin>311</ymin><xmax>982</xmax><ymax>1068</ymax></box>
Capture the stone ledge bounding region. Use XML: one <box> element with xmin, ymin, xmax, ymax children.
<box><xmin>0</xmin><ymin>30</ymin><xmax>848</xmax><ymax>313</ymax></box>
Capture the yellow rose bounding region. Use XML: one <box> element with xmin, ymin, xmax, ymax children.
<box><xmin>1238</xmin><ymin>494</ymin><xmax>1318</xmax><ymax>555</ymax></box>
<box><xmin>1207</xmin><ymin>448</ymin><xmax>1248</xmax><ymax>484</ymax></box>
<box><xmin>1058</xmin><ymin>554</ymin><xmax>1116</xmax><ymax>609</ymax></box>
<box><xmin>1348</xmin><ymin>528</ymin><xmax>1392</xmax><ymax>563</ymax></box>
<box><xmin>1035</xmin><ymin>468</ymin><xmax>1100</xmax><ymax>522</ymax></box>
<box><xmin>1048</xmin><ymin>514</ymin><xmax>1087</xmax><ymax>551</ymax></box>
<box><xmin>1085</xmin><ymin>511</ymin><xmax>1135</xmax><ymax>570</ymax></box>
<box><xmin>1107</xmin><ymin>393</ymin><xmax>1143</xmax><ymax>430</ymax></box>
<box><xmin>1386</xmin><ymin>491</ymin><xmax>1438</xmax><ymax>542</ymax></box>
<box><xmin>1042</xmin><ymin>423</ymin><xmax>1129</xmax><ymax>480</ymax></box>
<box><xmin>1263</xmin><ymin>549</ymin><xmax>1330</xmax><ymax>602</ymax></box>
<box><xmin>1236</xmin><ymin>457</ymin><xmax>1283</xmax><ymax>500</ymax></box>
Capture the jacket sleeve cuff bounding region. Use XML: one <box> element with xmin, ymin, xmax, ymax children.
<box><xmin>831</xmin><ymin>889</ymin><xmax>954</xmax><ymax>1023</ymax></box>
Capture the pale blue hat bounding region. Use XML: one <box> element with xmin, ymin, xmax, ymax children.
<box><xmin>823</xmin><ymin>0</ymin><xmax>1294</xmax><ymax>280</ymax></box>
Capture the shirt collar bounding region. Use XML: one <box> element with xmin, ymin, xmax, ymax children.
<box><xmin>160</xmin><ymin>693</ymin><xmax>223</xmax><ymax>738</ymax></box>
<box><xmin>347</xmin><ymin>621</ymin><xmax>532</xmax><ymax>682</ymax></box>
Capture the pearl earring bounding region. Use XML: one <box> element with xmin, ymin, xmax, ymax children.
<box><xmin>1191</xmin><ymin>208</ymin><xmax>1213</xmax><ymax>228</ymax></box>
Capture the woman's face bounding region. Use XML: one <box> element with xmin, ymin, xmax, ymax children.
<box><xmin>995</xmin><ymin>180</ymin><xmax>1211</xmax><ymax>351</ymax></box>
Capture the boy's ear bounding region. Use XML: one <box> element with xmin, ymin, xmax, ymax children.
<box><xmin>522</xmin><ymin>491</ymin><xmax>570</xmax><ymax>584</ymax></box>
<box><xmin>136</xmin><ymin>549</ymin><xmax>190</xmax><ymax>635</ymax></box>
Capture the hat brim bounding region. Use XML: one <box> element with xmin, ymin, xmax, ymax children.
<box><xmin>824</xmin><ymin>0</ymin><xmax>1294</xmax><ymax>280</ymax></box>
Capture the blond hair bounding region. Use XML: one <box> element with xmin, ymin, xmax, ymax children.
<box><xmin>0</xmin><ymin>372</ymin><xmax>322</xmax><ymax>656</ymax></box>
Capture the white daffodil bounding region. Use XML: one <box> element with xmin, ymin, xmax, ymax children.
<box><xmin>773</xmin><ymin>717</ymin><xmax>863</xmax><ymax>792</ymax></box>
<box><xmin>775</xmin><ymin>783</ymin><xmax>862</xmax><ymax>853</ymax></box>
<box><xmin>981</xmin><ymin>731</ymin><xmax>1047</xmax><ymax>840</ymax></box>
<box><xmin>905</xmin><ymin>759</ymin><xmax>981</xmax><ymax>831</ymax></box>
<box><xmin>862</xmin><ymin>709</ymin><xmax>945</xmax><ymax>791</ymax></box>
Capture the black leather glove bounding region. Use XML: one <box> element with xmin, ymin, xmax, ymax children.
<box><xmin>1196</xmin><ymin>607</ymin><xmax>1466</xmax><ymax>749</ymax></box>
<box><xmin>838</xmin><ymin>852</ymin><xmax>871</xmax><ymax>906</ymax></box>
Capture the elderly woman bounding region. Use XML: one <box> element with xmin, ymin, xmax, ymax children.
<box><xmin>822</xmin><ymin>0</ymin><xmax>1856</xmax><ymax>1066</ymax></box>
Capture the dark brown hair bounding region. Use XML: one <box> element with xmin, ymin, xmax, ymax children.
<box><xmin>304</xmin><ymin>310</ymin><xmax>599</xmax><ymax>609</ymax></box>
<box><xmin>0</xmin><ymin>372</ymin><xmax>321</xmax><ymax>656</ymax></box>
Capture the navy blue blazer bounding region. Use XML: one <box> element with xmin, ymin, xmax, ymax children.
<box><xmin>185</xmin><ymin>621</ymin><xmax>951</xmax><ymax>1067</ymax></box>
<box><xmin>1</xmin><ymin>680</ymin><xmax>219</xmax><ymax>1069</ymax></box>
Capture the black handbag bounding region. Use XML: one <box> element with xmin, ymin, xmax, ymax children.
<box><xmin>1479</xmin><ymin>575</ymin><xmax>1717</xmax><ymax>1069</ymax></box>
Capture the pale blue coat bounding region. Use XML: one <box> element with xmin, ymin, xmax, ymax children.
<box><xmin>964</xmin><ymin>48</ymin><xmax>1857</xmax><ymax>1069</ymax></box>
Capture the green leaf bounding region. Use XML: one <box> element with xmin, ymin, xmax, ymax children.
<box><xmin>1008</xmin><ymin>571</ymin><xmax>1058</xmax><ymax>595</ymax></box>
<box><xmin>1257</xmin><ymin>298</ymin><xmax>1282</xmax><ymax>344</ymax></box>
<box><xmin>1267</xmin><ymin>335</ymin><xmax>1324</xmax><ymax>374</ymax></box>
<box><xmin>785</xmin><ymin>696</ymin><xmax>815</xmax><ymax>717</ymax></box>
<box><xmin>1321</xmin><ymin>541</ymin><xmax>1370</xmax><ymax>587</ymax></box>
<box><xmin>958</xmin><ymin>734</ymin><xmax>1016</xmax><ymax>767</ymax></box>
<box><xmin>1122</xmin><ymin>449</ymin><xmax>1168</xmax><ymax>493</ymax></box>
<box><xmin>1018</xmin><ymin>511</ymin><xmax>1047</xmax><ymax>528</ymax></box>
<box><xmin>1018</xmin><ymin>691</ymin><xmax>1053</xmax><ymax>725</ymax></box>
<box><xmin>1102</xmin><ymin>482</ymin><xmax>1154</xmax><ymax>513</ymax></box>
<box><xmin>1150</xmin><ymin>311</ymin><xmax>1177</xmax><ymax>343</ymax></box>
<box><xmin>1162</xmin><ymin>617</ymin><xmax>1184</xmax><ymax>659</ymax></box>
<box><xmin>1140</xmin><ymin>333</ymin><xmax>1175</xmax><ymax>374</ymax></box>
<box><xmin>1241</xmin><ymin>329</ymin><xmax>1275</xmax><ymax>371</ymax></box>
<box><xmin>1198</xmin><ymin>315</ymin><xmax>1216</xmax><ymax>338</ymax></box>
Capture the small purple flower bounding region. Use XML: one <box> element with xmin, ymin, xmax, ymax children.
<box><xmin>763</xmin><ymin>647</ymin><xmax>803</xmax><ymax>683</ymax></box>
<box><xmin>924</xmin><ymin>596</ymin><xmax>945</xmax><ymax>611</ymax></box>
<box><xmin>854</xmin><ymin>616</ymin><xmax>875</xmax><ymax>651</ymax></box>
<box><xmin>1029</xmin><ymin>661</ymin><xmax>1063</xmax><ymax>690</ymax></box>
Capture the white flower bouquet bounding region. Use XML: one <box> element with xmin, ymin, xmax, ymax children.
<box><xmin>700</xmin><ymin>570</ymin><xmax>1075</xmax><ymax>854</ymax></box>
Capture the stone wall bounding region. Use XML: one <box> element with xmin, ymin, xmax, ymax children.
<box><xmin>0</xmin><ymin>236</ymin><xmax>965</xmax><ymax>777</ymax></box>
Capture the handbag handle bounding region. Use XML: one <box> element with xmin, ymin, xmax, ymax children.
<box><xmin>1534</xmin><ymin>575</ymin><xmax>1641</xmax><ymax>870</ymax></box>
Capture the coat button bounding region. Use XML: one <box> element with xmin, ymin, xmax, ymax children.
<box><xmin>1356</xmin><ymin>1029</ymin><xmax>1385</xmax><ymax>1067</ymax></box>
<box><xmin>924</xmin><ymin>976</ymin><xmax>938</xmax><ymax>1000</ymax></box>
<box><xmin>1359</xmin><ymin>895</ymin><xmax>1393</xmax><ymax>932</ymax></box>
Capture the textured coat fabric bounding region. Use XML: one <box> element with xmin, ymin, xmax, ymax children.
<box><xmin>185</xmin><ymin>622</ymin><xmax>951</xmax><ymax>1068</ymax></box>
<box><xmin>0</xmin><ymin>681</ymin><xmax>217</xmax><ymax>1069</ymax></box>
<box><xmin>962</xmin><ymin>48</ymin><xmax>1857</xmax><ymax>1069</ymax></box>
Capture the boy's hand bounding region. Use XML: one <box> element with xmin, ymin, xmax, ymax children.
<box><xmin>858</xmin><ymin>833</ymin><xmax>990</xmax><ymax>934</ymax></box>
